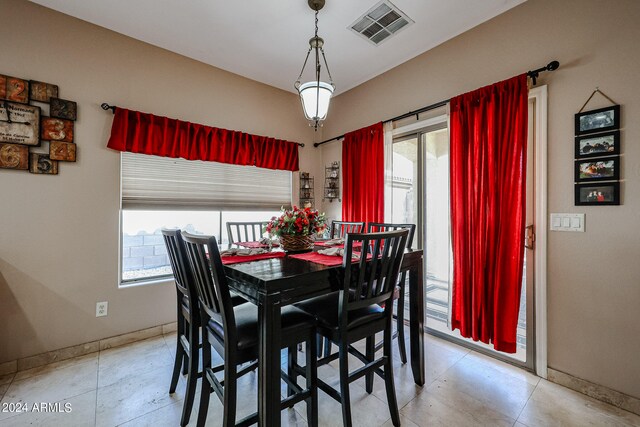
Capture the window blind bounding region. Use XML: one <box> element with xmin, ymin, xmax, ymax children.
<box><xmin>121</xmin><ymin>153</ymin><xmax>292</xmax><ymax>210</ymax></box>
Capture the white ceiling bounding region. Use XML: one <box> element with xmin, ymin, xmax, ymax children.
<box><xmin>29</xmin><ymin>0</ymin><xmax>525</xmax><ymax>95</ymax></box>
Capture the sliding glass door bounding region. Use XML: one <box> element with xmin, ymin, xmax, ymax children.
<box><xmin>391</xmin><ymin>109</ymin><xmax>535</xmax><ymax>369</ymax></box>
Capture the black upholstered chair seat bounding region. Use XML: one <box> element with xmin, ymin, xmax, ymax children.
<box><xmin>208</xmin><ymin>303</ymin><xmax>315</xmax><ymax>350</ymax></box>
<box><xmin>182</xmin><ymin>293</ymin><xmax>246</xmax><ymax>312</ymax></box>
<box><xmin>295</xmin><ymin>292</ymin><xmax>384</xmax><ymax>332</ymax></box>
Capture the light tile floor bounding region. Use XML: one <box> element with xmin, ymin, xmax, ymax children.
<box><xmin>1</xmin><ymin>331</ymin><xmax>639</xmax><ymax>426</ymax></box>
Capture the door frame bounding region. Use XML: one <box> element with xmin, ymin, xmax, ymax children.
<box><xmin>531</xmin><ymin>85</ymin><xmax>548</xmax><ymax>379</ymax></box>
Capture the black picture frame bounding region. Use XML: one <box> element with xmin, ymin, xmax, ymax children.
<box><xmin>575</xmin><ymin>130</ymin><xmax>620</xmax><ymax>159</ymax></box>
<box><xmin>575</xmin><ymin>157</ymin><xmax>619</xmax><ymax>182</ymax></box>
<box><xmin>575</xmin><ymin>182</ymin><xmax>620</xmax><ymax>206</ymax></box>
<box><xmin>575</xmin><ymin>105</ymin><xmax>620</xmax><ymax>136</ymax></box>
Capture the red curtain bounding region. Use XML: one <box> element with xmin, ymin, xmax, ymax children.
<box><xmin>449</xmin><ymin>74</ymin><xmax>529</xmax><ymax>353</ymax></box>
<box><xmin>107</xmin><ymin>108</ymin><xmax>300</xmax><ymax>171</ymax></box>
<box><xmin>342</xmin><ymin>122</ymin><xmax>384</xmax><ymax>225</ymax></box>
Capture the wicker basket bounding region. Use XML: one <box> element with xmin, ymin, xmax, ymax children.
<box><xmin>280</xmin><ymin>234</ymin><xmax>315</xmax><ymax>252</ymax></box>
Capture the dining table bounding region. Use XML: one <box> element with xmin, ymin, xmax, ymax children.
<box><xmin>223</xmin><ymin>244</ymin><xmax>425</xmax><ymax>426</ymax></box>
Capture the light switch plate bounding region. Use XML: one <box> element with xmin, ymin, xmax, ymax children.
<box><xmin>550</xmin><ymin>213</ymin><xmax>585</xmax><ymax>232</ymax></box>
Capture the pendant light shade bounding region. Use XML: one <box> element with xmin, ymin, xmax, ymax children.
<box><xmin>298</xmin><ymin>81</ymin><xmax>334</xmax><ymax>122</ymax></box>
<box><xmin>295</xmin><ymin>0</ymin><xmax>335</xmax><ymax>130</ymax></box>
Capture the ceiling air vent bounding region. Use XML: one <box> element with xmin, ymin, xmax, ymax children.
<box><xmin>349</xmin><ymin>0</ymin><xmax>413</xmax><ymax>45</ymax></box>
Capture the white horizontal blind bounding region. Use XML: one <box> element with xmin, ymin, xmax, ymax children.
<box><xmin>121</xmin><ymin>153</ymin><xmax>292</xmax><ymax>210</ymax></box>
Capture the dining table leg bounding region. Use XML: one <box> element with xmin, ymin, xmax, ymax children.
<box><xmin>409</xmin><ymin>258</ymin><xmax>425</xmax><ymax>386</ymax></box>
<box><xmin>258</xmin><ymin>292</ymin><xmax>282</xmax><ymax>426</ymax></box>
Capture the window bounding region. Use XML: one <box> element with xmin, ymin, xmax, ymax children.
<box><xmin>120</xmin><ymin>153</ymin><xmax>291</xmax><ymax>284</ymax></box>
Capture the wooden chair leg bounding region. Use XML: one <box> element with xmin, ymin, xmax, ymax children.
<box><xmin>397</xmin><ymin>276</ymin><xmax>408</xmax><ymax>364</ymax></box>
<box><xmin>383</xmin><ymin>323</ymin><xmax>400</xmax><ymax>427</ymax></box>
<box><xmin>180</xmin><ymin>324</ymin><xmax>199</xmax><ymax>426</ymax></box>
<box><xmin>323</xmin><ymin>337</ymin><xmax>332</xmax><ymax>358</ymax></box>
<box><xmin>306</xmin><ymin>333</ymin><xmax>318</xmax><ymax>427</ymax></box>
<box><xmin>365</xmin><ymin>336</ymin><xmax>374</xmax><ymax>394</ymax></box>
<box><xmin>181</xmin><ymin>318</ymin><xmax>189</xmax><ymax>375</ymax></box>
<box><xmin>338</xmin><ymin>344</ymin><xmax>353</xmax><ymax>427</ymax></box>
<box><xmin>287</xmin><ymin>345</ymin><xmax>297</xmax><ymax>401</ymax></box>
<box><xmin>222</xmin><ymin>356</ymin><xmax>238</xmax><ymax>427</ymax></box>
<box><xmin>170</xmin><ymin>319</ymin><xmax>185</xmax><ymax>394</ymax></box>
<box><xmin>316</xmin><ymin>334</ymin><xmax>324</xmax><ymax>358</ymax></box>
<box><xmin>196</xmin><ymin>335</ymin><xmax>212</xmax><ymax>427</ymax></box>
<box><xmin>170</xmin><ymin>345</ymin><xmax>183</xmax><ymax>394</ymax></box>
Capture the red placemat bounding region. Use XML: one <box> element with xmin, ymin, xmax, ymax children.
<box><xmin>236</xmin><ymin>241</ymin><xmax>279</xmax><ymax>249</ymax></box>
<box><xmin>314</xmin><ymin>241</ymin><xmax>362</xmax><ymax>248</ymax></box>
<box><xmin>221</xmin><ymin>252</ymin><xmax>285</xmax><ymax>265</ymax></box>
<box><xmin>289</xmin><ymin>251</ymin><xmax>371</xmax><ymax>266</ymax></box>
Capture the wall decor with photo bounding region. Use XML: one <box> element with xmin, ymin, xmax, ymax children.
<box><xmin>0</xmin><ymin>72</ymin><xmax>78</xmax><ymax>175</ymax></box>
<box><xmin>574</xmin><ymin>88</ymin><xmax>621</xmax><ymax>205</ymax></box>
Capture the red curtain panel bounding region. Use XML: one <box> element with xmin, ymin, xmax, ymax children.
<box><xmin>342</xmin><ymin>122</ymin><xmax>384</xmax><ymax>225</ymax></box>
<box><xmin>107</xmin><ymin>108</ymin><xmax>300</xmax><ymax>171</ymax></box>
<box><xmin>449</xmin><ymin>74</ymin><xmax>529</xmax><ymax>353</ymax></box>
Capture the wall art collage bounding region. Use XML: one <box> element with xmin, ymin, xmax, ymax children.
<box><xmin>574</xmin><ymin>100</ymin><xmax>621</xmax><ymax>206</ymax></box>
<box><xmin>0</xmin><ymin>74</ymin><xmax>78</xmax><ymax>175</ymax></box>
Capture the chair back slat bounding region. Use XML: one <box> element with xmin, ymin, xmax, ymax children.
<box><xmin>330</xmin><ymin>221</ymin><xmax>365</xmax><ymax>239</ymax></box>
<box><xmin>341</xmin><ymin>230</ymin><xmax>408</xmax><ymax>322</ymax></box>
<box><xmin>367</xmin><ymin>222</ymin><xmax>416</xmax><ymax>249</ymax></box>
<box><xmin>162</xmin><ymin>229</ymin><xmax>197</xmax><ymax>303</ymax></box>
<box><xmin>181</xmin><ymin>232</ymin><xmax>237</xmax><ymax>341</ymax></box>
<box><xmin>226</xmin><ymin>221</ymin><xmax>267</xmax><ymax>244</ymax></box>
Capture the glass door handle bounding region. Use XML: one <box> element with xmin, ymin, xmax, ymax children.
<box><xmin>525</xmin><ymin>224</ymin><xmax>535</xmax><ymax>250</ymax></box>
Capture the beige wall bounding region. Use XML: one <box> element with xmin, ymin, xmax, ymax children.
<box><xmin>0</xmin><ymin>0</ymin><xmax>323</xmax><ymax>362</ymax></box>
<box><xmin>320</xmin><ymin>0</ymin><xmax>640</xmax><ymax>399</ymax></box>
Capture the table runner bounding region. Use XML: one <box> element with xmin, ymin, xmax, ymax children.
<box><xmin>314</xmin><ymin>241</ymin><xmax>362</xmax><ymax>248</ymax></box>
<box><xmin>236</xmin><ymin>241</ymin><xmax>279</xmax><ymax>249</ymax></box>
<box><xmin>289</xmin><ymin>251</ymin><xmax>371</xmax><ymax>266</ymax></box>
<box><xmin>221</xmin><ymin>252</ymin><xmax>285</xmax><ymax>265</ymax></box>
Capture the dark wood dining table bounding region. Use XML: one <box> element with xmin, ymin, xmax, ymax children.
<box><xmin>223</xmin><ymin>246</ymin><xmax>424</xmax><ymax>426</ymax></box>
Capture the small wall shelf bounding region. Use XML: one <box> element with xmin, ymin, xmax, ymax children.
<box><xmin>323</xmin><ymin>161</ymin><xmax>340</xmax><ymax>202</ymax></box>
<box><xmin>299</xmin><ymin>172</ymin><xmax>314</xmax><ymax>208</ymax></box>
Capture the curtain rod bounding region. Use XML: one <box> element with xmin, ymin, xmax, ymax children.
<box><xmin>312</xmin><ymin>60</ymin><xmax>559</xmax><ymax>148</ymax></box>
<box><xmin>100</xmin><ymin>103</ymin><xmax>305</xmax><ymax>147</ymax></box>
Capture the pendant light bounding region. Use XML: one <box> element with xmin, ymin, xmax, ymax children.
<box><xmin>294</xmin><ymin>0</ymin><xmax>335</xmax><ymax>131</ymax></box>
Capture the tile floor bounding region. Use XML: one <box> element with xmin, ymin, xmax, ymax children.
<box><xmin>1</xmin><ymin>330</ymin><xmax>639</xmax><ymax>426</ymax></box>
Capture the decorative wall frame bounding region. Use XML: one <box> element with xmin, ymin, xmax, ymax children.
<box><xmin>0</xmin><ymin>75</ymin><xmax>30</xmax><ymax>104</ymax></box>
<box><xmin>29</xmin><ymin>153</ymin><xmax>58</xmax><ymax>175</ymax></box>
<box><xmin>575</xmin><ymin>130</ymin><xmax>619</xmax><ymax>159</ymax></box>
<box><xmin>41</xmin><ymin>117</ymin><xmax>74</xmax><ymax>142</ymax></box>
<box><xmin>575</xmin><ymin>182</ymin><xmax>619</xmax><ymax>206</ymax></box>
<box><xmin>0</xmin><ymin>142</ymin><xmax>29</xmax><ymax>170</ymax></box>
<box><xmin>50</xmin><ymin>97</ymin><xmax>77</xmax><ymax>121</ymax></box>
<box><xmin>575</xmin><ymin>105</ymin><xmax>620</xmax><ymax>136</ymax></box>
<box><xmin>30</xmin><ymin>81</ymin><xmax>59</xmax><ymax>103</ymax></box>
<box><xmin>50</xmin><ymin>141</ymin><xmax>76</xmax><ymax>162</ymax></box>
<box><xmin>574</xmin><ymin>157</ymin><xmax>619</xmax><ymax>182</ymax></box>
<box><xmin>0</xmin><ymin>71</ymin><xmax>77</xmax><ymax>176</ymax></box>
<box><xmin>0</xmin><ymin>102</ymin><xmax>41</xmax><ymax>146</ymax></box>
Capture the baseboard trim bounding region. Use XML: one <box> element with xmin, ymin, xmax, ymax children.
<box><xmin>0</xmin><ymin>321</ymin><xmax>177</xmax><ymax>376</ymax></box>
<box><xmin>548</xmin><ymin>368</ymin><xmax>640</xmax><ymax>416</ymax></box>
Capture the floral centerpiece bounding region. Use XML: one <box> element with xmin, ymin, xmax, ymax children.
<box><xmin>264</xmin><ymin>206</ymin><xmax>327</xmax><ymax>252</ymax></box>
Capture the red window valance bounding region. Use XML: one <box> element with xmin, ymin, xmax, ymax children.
<box><xmin>107</xmin><ymin>108</ymin><xmax>300</xmax><ymax>172</ymax></box>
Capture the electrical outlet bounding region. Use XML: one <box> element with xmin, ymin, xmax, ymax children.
<box><xmin>96</xmin><ymin>301</ymin><xmax>108</xmax><ymax>317</ymax></box>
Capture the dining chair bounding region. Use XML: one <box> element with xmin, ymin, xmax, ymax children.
<box><xmin>161</xmin><ymin>228</ymin><xmax>201</xmax><ymax>427</ymax></box>
<box><xmin>226</xmin><ymin>221</ymin><xmax>267</xmax><ymax>244</ymax></box>
<box><xmin>329</xmin><ymin>220</ymin><xmax>365</xmax><ymax>239</ymax></box>
<box><xmin>295</xmin><ymin>229</ymin><xmax>409</xmax><ymax>427</ymax></box>
<box><xmin>319</xmin><ymin>220</ymin><xmax>366</xmax><ymax>357</ymax></box>
<box><xmin>367</xmin><ymin>222</ymin><xmax>416</xmax><ymax>363</ymax></box>
<box><xmin>181</xmin><ymin>232</ymin><xmax>318</xmax><ymax>427</ymax></box>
